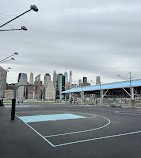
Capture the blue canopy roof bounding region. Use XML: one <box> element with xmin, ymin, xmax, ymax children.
<box><xmin>62</xmin><ymin>79</ymin><xmax>141</xmax><ymax>93</ymax></box>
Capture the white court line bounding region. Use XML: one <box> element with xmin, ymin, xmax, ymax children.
<box><xmin>86</xmin><ymin>108</ymin><xmax>118</xmax><ymax>112</ymax></box>
<box><xmin>5</xmin><ymin>105</ymin><xmax>31</xmax><ymax>108</ymax></box>
<box><xmin>16</xmin><ymin>110</ymin><xmax>47</xmax><ymax>113</ymax></box>
<box><xmin>86</xmin><ymin>107</ymin><xmax>141</xmax><ymax>113</ymax></box>
<box><xmin>16</xmin><ymin>114</ymin><xmax>55</xmax><ymax>148</ymax></box>
<box><xmin>5</xmin><ymin>106</ymin><xmax>55</xmax><ymax>147</ymax></box>
<box><xmin>4</xmin><ymin>105</ymin><xmax>8</xmax><ymax>109</ymax></box>
<box><xmin>118</xmin><ymin>112</ymin><xmax>141</xmax><ymax>116</ymax></box>
<box><xmin>6</xmin><ymin>106</ymin><xmax>141</xmax><ymax>148</ymax></box>
<box><xmin>84</xmin><ymin>108</ymin><xmax>141</xmax><ymax>115</ymax></box>
<box><xmin>44</xmin><ymin>115</ymin><xmax>110</xmax><ymax>138</ymax></box>
<box><xmin>5</xmin><ymin>105</ymin><xmax>55</xmax><ymax>147</ymax></box>
<box><xmin>54</xmin><ymin>130</ymin><xmax>141</xmax><ymax>147</ymax></box>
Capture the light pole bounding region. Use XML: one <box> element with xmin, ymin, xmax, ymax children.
<box><xmin>11</xmin><ymin>84</ymin><xmax>35</xmax><ymax>120</ymax></box>
<box><xmin>0</xmin><ymin>52</ymin><xmax>18</xmax><ymax>63</ymax></box>
<box><xmin>90</xmin><ymin>80</ymin><xmax>96</xmax><ymax>85</ymax></box>
<box><xmin>6</xmin><ymin>67</ymin><xmax>11</xmax><ymax>71</ymax></box>
<box><xmin>129</xmin><ymin>72</ymin><xmax>132</xmax><ymax>95</ymax></box>
<box><xmin>0</xmin><ymin>5</ymin><xmax>38</xmax><ymax>28</ymax></box>
<box><xmin>129</xmin><ymin>72</ymin><xmax>134</xmax><ymax>107</ymax></box>
<box><xmin>117</xmin><ymin>72</ymin><xmax>134</xmax><ymax>108</ymax></box>
<box><xmin>99</xmin><ymin>81</ymin><xmax>103</xmax><ymax>106</ymax></box>
<box><xmin>0</xmin><ymin>26</ymin><xmax>27</xmax><ymax>31</ymax></box>
<box><xmin>117</xmin><ymin>74</ymin><xmax>128</xmax><ymax>82</ymax></box>
<box><xmin>0</xmin><ymin>58</ymin><xmax>15</xmax><ymax>64</ymax></box>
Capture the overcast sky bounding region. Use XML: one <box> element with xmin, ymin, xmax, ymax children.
<box><xmin>0</xmin><ymin>0</ymin><xmax>141</xmax><ymax>84</ymax></box>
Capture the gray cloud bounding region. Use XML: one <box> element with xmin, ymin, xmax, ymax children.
<box><xmin>0</xmin><ymin>0</ymin><xmax>141</xmax><ymax>84</ymax></box>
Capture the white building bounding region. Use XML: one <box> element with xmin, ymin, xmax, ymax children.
<box><xmin>44</xmin><ymin>73</ymin><xmax>51</xmax><ymax>87</ymax></box>
<box><xmin>29</xmin><ymin>72</ymin><xmax>34</xmax><ymax>84</ymax></box>
<box><xmin>78</xmin><ymin>79</ymin><xmax>82</xmax><ymax>87</ymax></box>
<box><xmin>96</xmin><ymin>76</ymin><xmax>101</xmax><ymax>85</ymax></box>
<box><xmin>53</xmin><ymin>70</ymin><xmax>57</xmax><ymax>87</ymax></box>
<box><xmin>45</xmin><ymin>81</ymin><xmax>55</xmax><ymax>101</ymax></box>
<box><xmin>5</xmin><ymin>90</ymin><xmax>14</xmax><ymax>100</ymax></box>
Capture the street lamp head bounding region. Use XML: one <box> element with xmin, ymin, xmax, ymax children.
<box><xmin>30</xmin><ymin>5</ymin><xmax>38</xmax><ymax>12</ymax></box>
<box><xmin>21</xmin><ymin>26</ymin><xmax>27</xmax><ymax>31</ymax></box>
<box><xmin>6</xmin><ymin>67</ymin><xmax>11</xmax><ymax>72</ymax></box>
<box><xmin>14</xmin><ymin>52</ymin><xmax>18</xmax><ymax>55</ymax></box>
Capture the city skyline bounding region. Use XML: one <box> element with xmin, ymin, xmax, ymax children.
<box><xmin>6</xmin><ymin>70</ymin><xmax>92</xmax><ymax>87</ymax></box>
<box><xmin>4</xmin><ymin>69</ymin><xmax>140</xmax><ymax>85</ymax></box>
<box><xmin>1</xmin><ymin>0</ymin><xmax>141</xmax><ymax>84</ymax></box>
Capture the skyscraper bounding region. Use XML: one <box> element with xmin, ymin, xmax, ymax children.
<box><xmin>17</xmin><ymin>73</ymin><xmax>28</xmax><ymax>99</ymax></box>
<box><xmin>45</xmin><ymin>81</ymin><xmax>55</xmax><ymax>101</ymax></box>
<box><xmin>29</xmin><ymin>72</ymin><xmax>34</xmax><ymax>84</ymax></box>
<box><xmin>53</xmin><ymin>70</ymin><xmax>56</xmax><ymax>87</ymax></box>
<box><xmin>34</xmin><ymin>74</ymin><xmax>42</xmax><ymax>99</ymax></box>
<box><xmin>35</xmin><ymin>74</ymin><xmax>41</xmax><ymax>86</ymax></box>
<box><xmin>69</xmin><ymin>70</ymin><xmax>72</xmax><ymax>88</ymax></box>
<box><xmin>56</xmin><ymin>74</ymin><xmax>65</xmax><ymax>99</ymax></box>
<box><xmin>44</xmin><ymin>73</ymin><xmax>51</xmax><ymax>87</ymax></box>
<box><xmin>83</xmin><ymin>77</ymin><xmax>87</xmax><ymax>85</ymax></box>
<box><xmin>96</xmin><ymin>76</ymin><xmax>101</xmax><ymax>85</ymax></box>
<box><xmin>64</xmin><ymin>72</ymin><xmax>68</xmax><ymax>83</ymax></box>
<box><xmin>78</xmin><ymin>79</ymin><xmax>82</xmax><ymax>87</ymax></box>
<box><xmin>0</xmin><ymin>66</ymin><xmax>7</xmax><ymax>98</ymax></box>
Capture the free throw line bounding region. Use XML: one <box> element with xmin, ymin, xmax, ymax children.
<box><xmin>44</xmin><ymin>115</ymin><xmax>110</xmax><ymax>138</ymax></box>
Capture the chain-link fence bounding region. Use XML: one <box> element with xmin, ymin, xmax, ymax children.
<box><xmin>70</xmin><ymin>94</ymin><xmax>141</xmax><ymax>108</ymax></box>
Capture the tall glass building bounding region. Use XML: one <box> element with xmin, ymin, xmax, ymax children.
<box><xmin>17</xmin><ymin>73</ymin><xmax>28</xmax><ymax>99</ymax></box>
<box><xmin>64</xmin><ymin>72</ymin><xmax>68</xmax><ymax>83</ymax></box>
<box><xmin>56</xmin><ymin>74</ymin><xmax>65</xmax><ymax>99</ymax></box>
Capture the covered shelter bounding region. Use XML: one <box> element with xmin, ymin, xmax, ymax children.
<box><xmin>62</xmin><ymin>79</ymin><xmax>141</xmax><ymax>107</ymax></box>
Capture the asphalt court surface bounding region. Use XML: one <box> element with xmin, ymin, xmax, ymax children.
<box><xmin>4</xmin><ymin>103</ymin><xmax>141</xmax><ymax>158</ymax></box>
